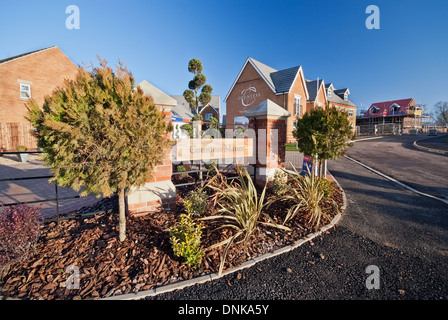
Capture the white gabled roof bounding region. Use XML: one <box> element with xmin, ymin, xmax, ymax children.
<box><xmin>224</xmin><ymin>57</ymin><xmax>309</xmax><ymax>102</ymax></box>
<box><xmin>136</xmin><ymin>80</ymin><xmax>177</xmax><ymax>106</ymax></box>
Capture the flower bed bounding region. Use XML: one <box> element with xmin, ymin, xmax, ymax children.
<box><xmin>0</xmin><ymin>172</ymin><xmax>344</xmax><ymax>300</ymax></box>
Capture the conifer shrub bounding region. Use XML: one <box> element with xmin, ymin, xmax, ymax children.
<box><xmin>27</xmin><ymin>58</ymin><xmax>171</xmax><ymax>242</ymax></box>
<box><xmin>0</xmin><ymin>204</ymin><xmax>41</xmax><ymax>278</ymax></box>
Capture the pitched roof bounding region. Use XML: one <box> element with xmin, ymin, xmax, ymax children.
<box><xmin>224</xmin><ymin>57</ymin><xmax>309</xmax><ymax>101</ymax></box>
<box><xmin>136</xmin><ymin>80</ymin><xmax>177</xmax><ymax>106</ymax></box>
<box><xmin>170</xmin><ymin>95</ymin><xmax>220</xmax><ymax>120</ymax></box>
<box><xmin>365</xmin><ymin>98</ymin><xmax>415</xmax><ymax>117</ymax></box>
<box><xmin>248</xmin><ymin>58</ymin><xmax>277</xmax><ymax>91</ymax></box>
<box><xmin>306</xmin><ymin>79</ymin><xmax>325</xmax><ymax>102</ymax></box>
<box><xmin>271</xmin><ymin>66</ymin><xmax>301</xmax><ymax>93</ymax></box>
<box><xmin>244</xmin><ymin>99</ymin><xmax>291</xmax><ymax>118</ymax></box>
<box><xmin>0</xmin><ymin>46</ymin><xmax>57</xmax><ymax>65</ymax></box>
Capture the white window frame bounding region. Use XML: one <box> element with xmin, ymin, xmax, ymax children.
<box><xmin>344</xmin><ymin>92</ymin><xmax>348</xmax><ymax>101</ymax></box>
<box><xmin>348</xmin><ymin>109</ymin><xmax>353</xmax><ymax>117</ymax></box>
<box><xmin>327</xmin><ymin>89</ymin><xmax>332</xmax><ymax>99</ymax></box>
<box><xmin>205</xmin><ymin>113</ymin><xmax>212</xmax><ymax>120</ymax></box>
<box><xmin>294</xmin><ymin>94</ymin><xmax>301</xmax><ymax>116</ymax></box>
<box><xmin>20</xmin><ymin>83</ymin><xmax>31</xmax><ymax>99</ymax></box>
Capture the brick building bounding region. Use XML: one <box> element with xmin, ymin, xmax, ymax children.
<box><xmin>224</xmin><ymin>57</ymin><xmax>357</xmax><ymax>142</ymax></box>
<box><xmin>0</xmin><ymin>46</ymin><xmax>78</xmax><ymax>150</ymax></box>
<box><xmin>224</xmin><ymin>57</ymin><xmax>309</xmax><ymax>143</ymax></box>
<box><xmin>325</xmin><ymin>83</ymin><xmax>357</xmax><ymax>131</ymax></box>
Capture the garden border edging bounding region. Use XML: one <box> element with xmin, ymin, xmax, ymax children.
<box><xmin>101</xmin><ymin>170</ymin><xmax>347</xmax><ymax>301</ymax></box>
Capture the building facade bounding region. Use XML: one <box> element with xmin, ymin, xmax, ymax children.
<box><xmin>225</xmin><ymin>57</ymin><xmax>357</xmax><ymax>142</ymax></box>
<box><xmin>224</xmin><ymin>57</ymin><xmax>309</xmax><ymax>143</ymax></box>
<box><xmin>0</xmin><ymin>47</ymin><xmax>79</xmax><ymax>150</ymax></box>
<box><xmin>356</xmin><ymin>98</ymin><xmax>424</xmax><ymax>134</ymax></box>
<box><xmin>0</xmin><ymin>46</ymin><xmax>79</xmax><ymax>123</ymax></box>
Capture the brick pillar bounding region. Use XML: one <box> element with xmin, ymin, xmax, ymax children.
<box><xmin>246</xmin><ymin>99</ymin><xmax>290</xmax><ymax>186</ymax></box>
<box><xmin>127</xmin><ymin>109</ymin><xmax>176</xmax><ymax>216</ymax></box>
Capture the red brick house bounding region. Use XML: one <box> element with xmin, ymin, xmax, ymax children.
<box><xmin>224</xmin><ymin>57</ymin><xmax>309</xmax><ymax>143</ymax></box>
<box><xmin>0</xmin><ymin>46</ymin><xmax>78</xmax><ymax>150</ymax></box>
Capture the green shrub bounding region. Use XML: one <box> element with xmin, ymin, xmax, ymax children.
<box><xmin>202</xmin><ymin>166</ymin><xmax>290</xmax><ymax>275</ymax></box>
<box><xmin>318</xmin><ymin>177</ymin><xmax>333</xmax><ymax>198</ymax></box>
<box><xmin>170</xmin><ymin>206</ymin><xmax>203</xmax><ymax>268</ymax></box>
<box><xmin>280</xmin><ymin>167</ymin><xmax>330</xmax><ymax>229</ymax></box>
<box><xmin>176</xmin><ymin>165</ymin><xmax>188</xmax><ymax>179</ymax></box>
<box><xmin>185</xmin><ymin>188</ymin><xmax>208</xmax><ymax>216</ymax></box>
<box><xmin>271</xmin><ymin>170</ymin><xmax>291</xmax><ymax>196</ymax></box>
<box><xmin>204</xmin><ymin>160</ymin><xmax>218</xmax><ymax>177</ymax></box>
<box><xmin>16</xmin><ymin>145</ymin><xmax>27</xmax><ymax>152</ymax></box>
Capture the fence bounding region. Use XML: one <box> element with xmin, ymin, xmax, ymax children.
<box><xmin>0</xmin><ymin>151</ymin><xmax>99</xmax><ymax>221</ymax></box>
<box><xmin>356</xmin><ymin>123</ymin><xmax>402</xmax><ymax>136</ymax></box>
<box><xmin>172</xmin><ymin>161</ymin><xmax>254</xmax><ymax>188</ymax></box>
<box><xmin>0</xmin><ymin>122</ymin><xmax>38</xmax><ymax>151</ymax></box>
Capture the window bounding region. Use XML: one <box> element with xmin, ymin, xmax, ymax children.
<box><xmin>371</xmin><ymin>106</ymin><xmax>379</xmax><ymax>114</ymax></box>
<box><xmin>349</xmin><ymin>109</ymin><xmax>353</xmax><ymax>117</ymax></box>
<box><xmin>327</xmin><ymin>89</ymin><xmax>332</xmax><ymax>98</ymax></box>
<box><xmin>20</xmin><ymin>83</ymin><xmax>31</xmax><ymax>99</ymax></box>
<box><xmin>294</xmin><ymin>95</ymin><xmax>301</xmax><ymax>116</ymax></box>
<box><xmin>390</xmin><ymin>104</ymin><xmax>400</xmax><ymax>113</ymax></box>
<box><xmin>344</xmin><ymin>92</ymin><xmax>348</xmax><ymax>101</ymax></box>
<box><xmin>205</xmin><ymin>113</ymin><xmax>212</xmax><ymax>120</ymax></box>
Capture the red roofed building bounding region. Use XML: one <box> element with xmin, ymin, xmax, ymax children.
<box><xmin>356</xmin><ymin>98</ymin><xmax>426</xmax><ymax>134</ymax></box>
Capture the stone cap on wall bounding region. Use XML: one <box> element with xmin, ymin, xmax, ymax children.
<box><xmin>244</xmin><ymin>99</ymin><xmax>291</xmax><ymax>119</ymax></box>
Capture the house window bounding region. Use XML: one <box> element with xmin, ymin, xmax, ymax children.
<box><xmin>344</xmin><ymin>92</ymin><xmax>348</xmax><ymax>101</ymax></box>
<box><xmin>371</xmin><ymin>106</ymin><xmax>379</xmax><ymax>114</ymax></box>
<box><xmin>294</xmin><ymin>95</ymin><xmax>301</xmax><ymax>116</ymax></box>
<box><xmin>20</xmin><ymin>83</ymin><xmax>31</xmax><ymax>99</ymax></box>
<box><xmin>349</xmin><ymin>109</ymin><xmax>353</xmax><ymax>117</ymax></box>
<box><xmin>205</xmin><ymin>113</ymin><xmax>212</xmax><ymax>120</ymax></box>
<box><xmin>327</xmin><ymin>89</ymin><xmax>332</xmax><ymax>99</ymax></box>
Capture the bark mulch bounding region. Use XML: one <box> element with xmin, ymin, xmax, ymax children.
<box><xmin>0</xmin><ymin>180</ymin><xmax>343</xmax><ymax>300</ymax></box>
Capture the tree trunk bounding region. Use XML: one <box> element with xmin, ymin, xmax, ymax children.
<box><xmin>118</xmin><ymin>188</ymin><xmax>126</xmax><ymax>242</ymax></box>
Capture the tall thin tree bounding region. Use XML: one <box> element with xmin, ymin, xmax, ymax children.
<box><xmin>183</xmin><ymin>58</ymin><xmax>213</xmax><ymax>115</ymax></box>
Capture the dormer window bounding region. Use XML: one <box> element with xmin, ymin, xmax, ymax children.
<box><xmin>344</xmin><ymin>92</ymin><xmax>348</xmax><ymax>101</ymax></box>
<box><xmin>327</xmin><ymin>89</ymin><xmax>332</xmax><ymax>98</ymax></box>
<box><xmin>390</xmin><ymin>103</ymin><xmax>400</xmax><ymax>113</ymax></box>
<box><xmin>371</xmin><ymin>106</ymin><xmax>380</xmax><ymax>114</ymax></box>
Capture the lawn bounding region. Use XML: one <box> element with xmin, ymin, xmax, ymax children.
<box><xmin>285</xmin><ymin>143</ymin><xmax>300</xmax><ymax>151</ymax></box>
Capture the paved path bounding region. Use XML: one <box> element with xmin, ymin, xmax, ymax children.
<box><xmin>144</xmin><ymin>155</ymin><xmax>448</xmax><ymax>301</ymax></box>
<box><xmin>0</xmin><ymin>154</ymin><xmax>101</xmax><ymax>219</ymax></box>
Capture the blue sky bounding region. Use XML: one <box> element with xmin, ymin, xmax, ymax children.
<box><xmin>1</xmin><ymin>0</ymin><xmax>447</xmax><ymax>117</ymax></box>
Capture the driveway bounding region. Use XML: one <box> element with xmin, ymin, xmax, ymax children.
<box><xmin>347</xmin><ymin>135</ymin><xmax>448</xmax><ymax>199</ymax></box>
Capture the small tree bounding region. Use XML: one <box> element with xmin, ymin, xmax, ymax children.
<box><xmin>183</xmin><ymin>58</ymin><xmax>213</xmax><ymax>115</ymax></box>
<box><xmin>293</xmin><ymin>105</ymin><xmax>353</xmax><ymax>176</ymax></box>
<box><xmin>27</xmin><ymin>58</ymin><xmax>171</xmax><ymax>242</ymax></box>
<box><xmin>434</xmin><ymin>101</ymin><xmax>448</xmax><ymax>128</ymax></box>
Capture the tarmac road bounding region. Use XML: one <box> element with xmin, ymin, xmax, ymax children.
<box><xmin>347</xmin><ymin>134</ymin><xmax>448</xmax><ymax>199</ymax></box>
<box><xmin>144</xmin><ymin>154</ymin><xmax>448</xmax><ymax>301</ymax></box>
